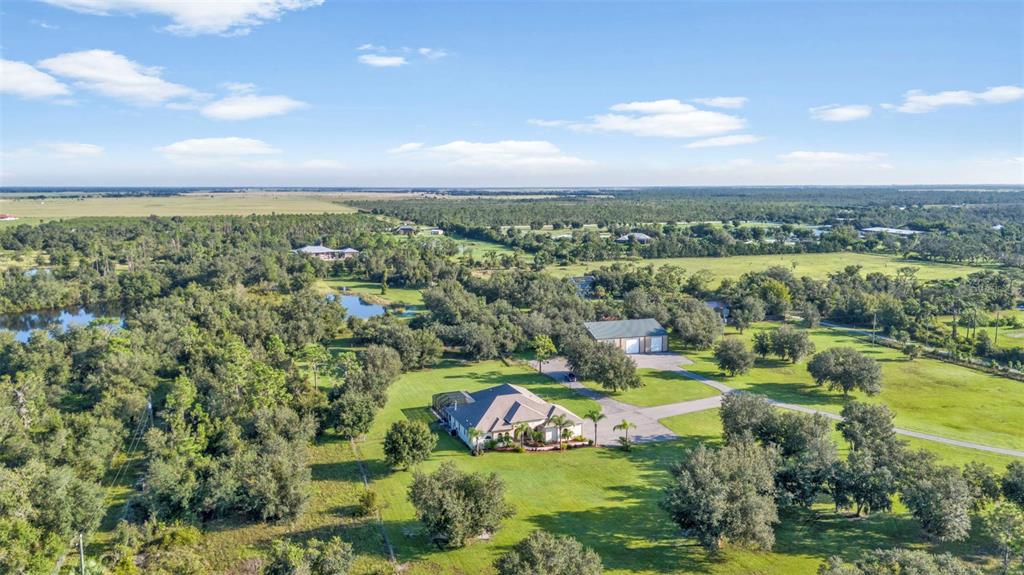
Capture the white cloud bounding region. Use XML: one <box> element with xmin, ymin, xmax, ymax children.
<box><xmin>156</xmin><ymin>137</ymin><xmax>281</xmax><ymax>160</ymax></box>
<box><xmin>31</xmin><ymin>20</ymin><xmax>60</xmax><ymax>30</ymax></box>
<box><xmin>46</xmin><ymin>142</ymin><xmax>105</xmax><ymax>158</ymax></box>
<box><xmin>692</xmin><ymin>96</ymin><xmax>747</xmax><ymax>109</ymax></box>
<box><xmin>201</xmin><ymin>94</ymin><xmax>306</xmax><ymax>120</ymax></box>
<box><xmin>779</xmin><ymin>150</ymin><xmax>887</xmax><ymax>166</ymax></box>
<box><xmin>41</xmin><ymin>0</ymin><xmax>323</xmax><ymax>36</ymax></box>
<box><xmin>403</xmin><ymin>140</ymin><xmax>591</xmax><ymax>169</ymax></box>
<box><xmin>0</xmin><ymin>59</ymin><xmax>70</xmax><ymax>98</ymax></box>
<box><xmin>418</xmin><ymin>48</ymin><xmax>448</xmax><ymax>60</ymax></box>
<box><xmin>809</xmin><ymin>104</ymin><xmax>872</xmax><ymax>122</ymax></box>
<box><xmin>884</xmin><ymin>85</ymin><xmax>1024</xmax><ymax>113</ymax></box>
<box><xmin>39</xmin><ymin>50</ymin><xmax>200</xmax><ymax>106</ymax></box>
<box><xmin>357</xmin><ymin>54</ymin><xmax>408</xmax><ymax>68</ymax></box>
<box><xmin>686</xmin><ymin>134</ymin><xmax>763</xmax><ymax>148</ymax></box>
<box><xmin>388</xmin><ymin>142</ymin><xmax>424</xmax><ymax>154</ymax></box>
<box><xmin>528</xmin><ymin>119</ymin><xmax>571</xmax><ymax>127</ymax></box>
<box><xmin>568</xmin><ymin>99</ymin><xmax>746</xmax><ymax>138</ymax></box>
<box><xmin>222</xmin><ymin>81</ymin><xmax>257</xmax><ymax>94</ymax></box>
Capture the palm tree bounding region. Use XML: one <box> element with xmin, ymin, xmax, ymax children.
<box><xmin>467</xmin><ymin>428</ymin><xmax>484</xmax><ymax>455</ymax></box>
<box><xmin>513</xmin><ymin>422</ymin><xmax>533</xmax><ymax>449</ymax></box>
<box><xmin>583</xmin><ymin>409</ymin><xmax>606</xmax><ymax>446</ymax></box>
<box><xmin>613</xmin><ymin>419</ymin><xmax>637</xmax><ymax>448</ymax></box>
<box><xmin>546</xmin><ymin>414</ymin><xmax>571</xmax><ymax>450</ymax></box>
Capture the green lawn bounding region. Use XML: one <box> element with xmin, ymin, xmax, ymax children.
<box><xmin>318</xmin><ymin>276</ymin><xmax>425</xmax><ymax>307</ymax></box>
<box><xmin>452</xmin><ymin>237</ymin><xmax>518</xmax><ymax>259</ymax></box>
<box><xmin>937</xmin><ymin>310</ymin><xmax>1024</xmax><ymax>350</ymax></box>
<box><xmin>680</xmin><ymin>323</ymin><xmax>1024</xmax><ymax>451</ymax></box>
<box><xmin>580</xmin><ymin>368</ymin><xmax>720</xmax><ymax>407</ymax></box>
<box><xmin>545</xmin><ymin>252</ymin><xmax>992</xmax><ymax>285</ymax></box>
<box><xmin>660</xmin><ymin>409</ymin><xmax>1021</xmax><ymax>476</ymax></box>
<box><xmin>355</xmin><ymin>360</ymin><xmax>1004</xmax><ymax>574</ymax></box>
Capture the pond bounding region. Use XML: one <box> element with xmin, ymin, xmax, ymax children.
<box><xmin>0</xmin><ymin>306</ymin><xmax>123</xmax><ymax>343</ymax></box>
<box><xmin>332</xmin><ymin>294</ymin><xmax>387</xmax><ymax>319</ymax></box>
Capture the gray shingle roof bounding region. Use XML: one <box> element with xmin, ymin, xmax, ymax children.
<box><xmin>443</xmin><ymin>383</ymin><xmax>582</xmax><ymax>433</ymax></box>
<box><xmin>584</xmin><ymin>318</ymin><xmax>667</xmax><ymax>340</ymax></box>
<box><xmin>295</xmin><ymin>245</ymin><xmax>341</xmax><ymax>254</ymax></box>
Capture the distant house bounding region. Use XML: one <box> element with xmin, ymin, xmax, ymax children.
<box><xmin>434</xmin><ymin>384</ymin><xmax>583</xmax><ymax>449</ymax></box>
<box><xmin>338</xmin><ymin>247</ymin><xmax>361</xmax><ymax>259</ymax></box>
<box><xmin>552</xmin><ymin>233</ymin><xmax>573</xmax><ymax>240</ymax></box>
<box><xmin>294</xmin><ymin>245</ymin><xmax>346</xmax><ymax>261</ymax></box>
<box><xmin>0</xmin><ymin>214</ymin><xmax>18</xmax><ymax>221</ymax></box>
<box><xmin>615</xmin><ymin>232</ymin><xmax>653</xmax><ymax>244</ymax></box>
<box><xmin>394</xmin><ymin>225</ymin><xmax>417</xmax><ymax>236</ymax></box>
<box><xmin>861</xmin><ymin>227</ymin><xmax>922</xmax><ymax>237</ymax></box>
<box><xmin>428</xmin><ymin>228</ymin><xmax>445</xmax><ymax>236</ymax></box>
<box><xmin>568</xmin><ymin>275</ymin><xmax>595</xmax><ymax>297</ymax></box>
<box><xmin>584</xmin><ymin>318</ymin><xmax>668</xmax><ymax>354</ymax></box>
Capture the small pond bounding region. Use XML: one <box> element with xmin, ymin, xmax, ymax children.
<box><xmin>0</xmin><ymin>306</ymin><xmax>123</xmax><ymax>343</ymax></box>
<box><xmin>330</xmin><ymin>294</ymin><xmax>386</xmax><ymax>319</ymax></box>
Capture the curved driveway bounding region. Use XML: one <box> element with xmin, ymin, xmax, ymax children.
<box><xmin>544</xmin><ymin>355</ymin><xmax>1024</xmax><ymax>458</ymax></box>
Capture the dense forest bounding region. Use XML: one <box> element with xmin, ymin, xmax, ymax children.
<box><xmin>352</xmin><ymin>190</ymin><xmax>1024</xmax><ymax>267</ymax></box>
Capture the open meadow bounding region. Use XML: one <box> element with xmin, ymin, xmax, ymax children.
<box><xmin>678</xmin><ymin>322</ymin><xmax>1024</xmax><ymax>451</ymax></box>
<box><xmin>545</xmin><ymin>252</ymin><xmax>992</xmax><ymax>284</ymax></box>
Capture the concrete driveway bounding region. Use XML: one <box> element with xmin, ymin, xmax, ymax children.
<box><xmin>543</xmin><ymin>355</ymin><xmax>720</xmax><ymax>446</ymax></box>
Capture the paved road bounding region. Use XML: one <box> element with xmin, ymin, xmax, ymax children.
<box><xmin>546</xmin><ymin>354</ymin><xmax>1024</xmax><ymax>458</ymax></box>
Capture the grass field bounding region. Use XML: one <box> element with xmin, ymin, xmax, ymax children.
<box><xmin>679</xmin><ymin>323</ymin><xmax>1024</xmax><ymax>451</ymax></box>
<box><xmin>0</xmin><ymin>192</ymin><xmax>358</xmax><ymax>224</ymax></box>
<box><xmin>545</xmin><ymin>252</ymin><xmax>991</xmax><ymax>284</ymax></box>
<box><xmin>580</xmin><ymin>367</ymin><xmax>720</xmax><ymax>407</ymax></box>
<box><xmin>318</xmin><ymin>276</ymin><xmax>426</xmax><ymax>307</ymax></box>
<box><xmin>937</xmin><ymin>310</ymin><xmax>1024</xmax><ymax>350</ymax></box>
<box><xmin>351</xmin><ymin>359</ymin><xmax>1004</xmax><ymax>574</ymax></box>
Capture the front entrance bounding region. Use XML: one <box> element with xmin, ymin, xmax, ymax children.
<box><xmin>624</xmin><ymin>338</ymin><xmax>641</xmax><ymax>353</ymax></box>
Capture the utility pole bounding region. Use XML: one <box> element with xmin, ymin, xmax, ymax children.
<box><xmin>78</xmin><ymin>532</ymin><xmax>85</xmax><ymax>575</ymax></box>
<box><xmin>872</xmin><ymin>311</ymin><xmax>878</xmax><ymax>345</ymax></box>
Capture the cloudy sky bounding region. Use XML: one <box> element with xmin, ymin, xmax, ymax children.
<box><xmin>1</xmin><ymin>1</ymin><xmax>1022</xmax><ymax>187</ymax></box>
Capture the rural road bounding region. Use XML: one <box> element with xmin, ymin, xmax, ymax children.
<box><xmin>544</xmin><ymin>355</ymin><xmax>1024</xmax><ymax>458</ymax></box>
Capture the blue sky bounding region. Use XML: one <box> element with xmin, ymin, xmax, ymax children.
<box><xmin>1</xmin><ymin>1</ymin><xmax>1022</xmax><ymax>186</ymax></box>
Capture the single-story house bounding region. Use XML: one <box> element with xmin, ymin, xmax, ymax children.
<box><xmin>434</xmin><ymin>383</ymin><xmax>584</xmax><ymax>449</ymax></box>
<box><xmin>428</xmin><ymin>228</ymin><xmax>445</xmax><ymax>236</ymax></box>
<box><xmin>584</xmin><ymin>318</ymin><xmax>667</xmax><ymax>354</ymax></box>
<box><xmin>394</xmin><ymin>225</ymin><xmax>418</xmax><ymax>236</ymax></box>
<box><xmin>615</xmin><ymin>232</ymin><xmax>653</xmax><ymax>244</ymax></box>
<box><xmin>568</xmin><ymin>275</ymin><xmax>595</xmax><ymax>298</ymax></box>
<box><xmin>860</xmin><ymin>227</ymin><xmax>922</xmax><ymax>237</ymax></box>
<box><xmin>293</xmin><ymin>245</ymin><xmax>350</xmax><ymax>261</ymax></box>
<box><xmin>338</xmin><ymin>247</ymin><xmax>360</xmax><ymax>259</ymax></box>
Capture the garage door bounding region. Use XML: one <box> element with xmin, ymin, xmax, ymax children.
<box><xmin>650</xmin><ymin>337</ymin><xmax>663</xmax><ymax>352</ymax></box>
<box><xmin>624</xmin><ymin>338</ymin><xmax>640</xmax><ymax>354</ymax></box>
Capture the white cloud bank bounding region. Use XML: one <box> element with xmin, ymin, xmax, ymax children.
<box><xmin>686</xmin><ymin>134</ymin><xmax>763</xmax><ymax>148</ymax></box>
<box><xmin>884</xmin><ymin>85</ymin><xmax>1024</xmax><ymax>113</ymax></box>
<box><xmin>0</xmin><ymin>59</ymin><xmax>70</xmax><ymax>99</ymax></box>
<box><xmin>692</xmin><ymin>96</ymin><xmax>747</xmax><ymax>109</ymax></box>
<box><xmin>39</xmin><ymin>49</ymin><xmax>200</xmax><ymax>106</ymax></box>
<box><xmin>46</xmin><ymin>142</ymin><xmax>105</xmax><ymax>158</ymax></box>
<box><xmin>201</xmin><ymin>94</ymin><xmax>307</xmax><ymax>120</ymax></box>
<box><xmin>809</xmin><ymin>104</ymin><xmax>872</xmax><ymax>122</ymax></box>
<box><xmin>357</xmin><ymin>54</ymin><xmax>408</xmax><ymax>68</ymax></box>
<box><xmin>559</xmin><ymin>99</ymin><xmax>746</xmax><ymax>138</ymax></box>
<box><xmin>41</xmin><ymin>0</ymin><xmax>323</xmax><ymax>36</ymax></box>
<box><xmin>157</xmin><ymin>137</ymin><xmax>281</xmax><ymax>160</ymax></box>
<box><xmin>391</xmin><ymin>139</ymin><xmax>591</xmax><ymax>169</ymax></box>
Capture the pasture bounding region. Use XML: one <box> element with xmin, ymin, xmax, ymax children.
<box><xmin>545</xmin><ymin>252</ymin><xmax>991</xmax><ymax>284</ymax></box>
<box><xmin>679</xmin><ymin>323</ymin><xmax>1024</xmax><ymax>451</ymax></box>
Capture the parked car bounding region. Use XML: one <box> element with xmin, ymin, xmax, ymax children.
<box><xmin>565</xmin><ymin>372</ymin><xmax>577</xmax><ymax>382</ymax></box>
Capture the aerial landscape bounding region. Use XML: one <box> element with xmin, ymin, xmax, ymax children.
<box><xmin>1</xmin><ymin>2</ymin><xmax>1023</xmax><ymax>575</ymax></box>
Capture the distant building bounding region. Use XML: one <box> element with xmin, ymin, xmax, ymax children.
<box><xmin>584</xmin><ymin>318</ymin><xmax>667</xmax><ymax>354</ymax></box>
<box><xmin>428</xmin><ymin>228</ymin><xmax>445</xmax><ymax>235</ymax></box>
<box><xmin>568</xmin><ymin>275</ymin><xmax>595</xmax><ymax>297</ymax></box>
<box><xmin>861</xmin><ymin>227</ymin><xmax>922</xmax><ymax>237</ymax></box>
<box><xmin>394</xmin><ymin>225</ymin><xmax>417</xmax><ymax>236</ymax></box>
<box><xmin>552</xmin><ymin>233</ymin><xmax>573</xmax><ymax>240</ymax></box>
<box><xmin>293</xmin><ymin>245</ymin><xmax>358</xmax><ymax>261</ymax></box>
<box><xmin>0</xmin><ymin>214</ymin><xmax>18</xmax><ymax>221</ymax></box>
<box><xmin>434</xmin><ymin>384</ymin><xmax>584</xmax><ymax>450</ymax></box>
<box><xmin>615</xmin><ymin>232</ymin><xmax>653</xmax><ymax>244</ymax></box>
